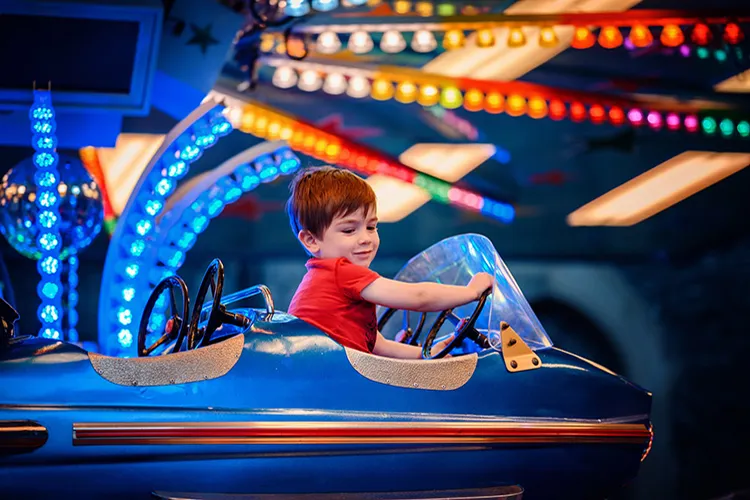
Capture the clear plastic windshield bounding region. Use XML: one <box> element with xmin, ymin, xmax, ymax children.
<box><xmin>385</xmin><ymin>234</ymin><xmax>553</xmax><ymax>351</ymax></box>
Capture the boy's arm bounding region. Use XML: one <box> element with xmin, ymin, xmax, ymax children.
<box><xmin>361</xmin><ymin>273</ymin><xmax>492</xmax><ymax>313</ymax></box>
<box><xmin>372</xmin><ymin>332</ymin><xmax>455</xmax><ymax>359</ymax></box>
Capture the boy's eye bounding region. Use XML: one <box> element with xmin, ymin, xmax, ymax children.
<box><xmin>367</xmin><ymin>226</ymin><xmax>377</xmax><ymax>231</ymax></box>
<box><xmin>342</xmin><ymin>228</ymin><xmax>355</xmax><ymax>234</ymax></box>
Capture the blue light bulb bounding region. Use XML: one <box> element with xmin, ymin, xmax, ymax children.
<box><xmin>285</xmin><ymin>0</ymin><xmax>311</xmax><ymax>16</ymax></box>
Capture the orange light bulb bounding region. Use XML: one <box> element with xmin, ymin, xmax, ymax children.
<box><xmin>549</xmin><ymin>100</ymin><xmax>566</xmax><ymax>120</ymax></box>
<box><xmin>609</xmin><ymin>106</ymin><xmax>625</xmax><ymax>126</ymax></box>
<box><xmin>572</xmin><ymin>27</ymin><xmax>595</xmax><ymax>49</ymax></box>
<box><xmin>628</xmin><ymin>24</ymin><xmax>653</xmax><ymax>47</ymax></box>
<box><xmin>598</xmin><ymin>26</ymin><xmax>623</xmax><ymax>49</ymax></box>
<box><xmin>506</xmin><ymin>94</ymin><xmax>527</xmax><ymax>116</ymax></box>
<box><xmin>527</xmin><ymin>97</ymin><xmax>548</xmax><ymax>119</ymax></box>
<box><xmin>570</xmin><ymin>102</ymin><xmax>587</xmax><ymax>122</ymax></box>
<box><xmin>463</xmin><ymin>89</ymin><xmax>484</xmax><ymax>112</ymax></box>
<box><xmin>484</xmin><ymin>92</ymin><xmax>504</xmax><ymax>114</ymax></box>
<box><xmin>660</xmin><ymin>24</ymin><xmax>684</xmax><ymax>47</ymax></box>
<box><xmin>589</xmin><ymin>104</ymin><xmax>606</xmax><ymax>124</ymax></box>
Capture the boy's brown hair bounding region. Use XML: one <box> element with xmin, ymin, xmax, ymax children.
<box><xmin>286</xmin><ymin>166</ymin><xmax>376</xmax><ymax>243</ymax></box>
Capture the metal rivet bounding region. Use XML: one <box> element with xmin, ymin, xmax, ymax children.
<box><xmin>510</xmin><ymin>360</ymin><xmax>518</xmax><ymax>369</ymax></box>
<box><xmin>132</xmin><ymin>381</ymin><xmax>138</xmax><ymax>386</ymax></box>
<box><xmin>441</xmin><ymin>385</ymin><xmax>446</xmax><ymax>390</ymax></box>
<box><xmin>413</xmin><ymin>383</ymin><xmax>418</xmax><ymax>388</ymax></box>
<box><xmin>169</xmin><ymin>379</ymin><xmax>175</xmax><ymax>384</ymax></box>
<box><xmin>508</xmin><ymin>338</ymin><xmax>517</xmax><ymax>347</ymax></box>
<box><xmin>532</xmin><ymin>358</ymin><xmax>539</xmax><ymax>366</ymax></box>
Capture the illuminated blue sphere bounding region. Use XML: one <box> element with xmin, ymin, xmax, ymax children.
<box><xmin>0</xmin><ymin>154</ymin><xmax>103</xmax><ymax>260</ymax></box>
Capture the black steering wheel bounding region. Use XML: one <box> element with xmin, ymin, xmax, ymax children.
<box><xmin>138</xmin><ymin>276</ymin><xmax>190</xmax><ymax>357</ymax></box>
<box><xmin>420</xmin><ymin>288</ymin><xmax>493</xmax><ymax>360</ymax></box>
<box><xmin>188</xmin><ymin>259</ymin><xmax>250</xmax><ymax>350</ymax></box>
<box><xmin>377</xmin><ymin>308</ymin><xmax>427</xmax><ymax>346</ymax></box>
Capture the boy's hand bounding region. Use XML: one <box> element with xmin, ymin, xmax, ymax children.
<box><xmin>394</xmin><ymin>329</ymin><xmax>410</xmax><ymax>343</ymax></box>
<box><xmin>468</xmin><ymin>272</ymin><xmax>494</xmax><ymax>300</ymax></box>
<box><xmin>431</xmin><ymin>333</ymin><xmax>456</xmax><ymax>358</ymax></box>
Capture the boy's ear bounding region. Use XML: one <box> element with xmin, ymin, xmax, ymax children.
<box><xmin>297</xmin><ymin>230</ymin><xmax>319</xmax><ymax>255</ymax></box>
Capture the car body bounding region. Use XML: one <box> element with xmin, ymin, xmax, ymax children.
<box><xmin>0</xmin><ymin>234</ymin><xmax>652</xmax><ymax>499</ymax></box>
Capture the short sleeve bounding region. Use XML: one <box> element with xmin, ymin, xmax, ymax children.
<box><xmin>334</xmin><ymin>258</ymin><xmax>380</xmax><ymax>300</ymax></box>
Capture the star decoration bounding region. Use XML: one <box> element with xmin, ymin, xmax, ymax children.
<box><xmin>315</xmin><ymin>114</ymin><xmax>383</xmax><ymax>140</ymax></box>
<box><xmin>187</xmin><ymin>23</ymin><xmax>219</xmax><ymax>55</ymax></box>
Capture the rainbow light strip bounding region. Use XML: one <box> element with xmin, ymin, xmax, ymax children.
<box><xmin>264</xmin><ymin>57</ymin><xmax>750</xmax><ymax>139</ymax></box>
<box><xmin>292</xmin><ymin>9</ymin><xmax>750</xmax><ymax>32</ymax></box>
<box><xmin>237</xmin><ymin>100</ymin><xmax>514</xmax><ymax>223</ymax></box>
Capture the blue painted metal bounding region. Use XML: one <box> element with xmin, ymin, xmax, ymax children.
<box><xmin>0</xmin><ymin>313</ymin><xmax>650</xmax><ymax>500</ymax></box>
<box><xmin>0</xmin><ymin>235</ymin><xmax>651</xmax><ymax>499</ymax></box>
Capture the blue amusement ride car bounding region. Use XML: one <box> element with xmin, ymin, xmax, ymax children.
<box><xmin>0</xmin><ymin>234</ymin><xmax>652</xmax><ymax>500</ymax></box>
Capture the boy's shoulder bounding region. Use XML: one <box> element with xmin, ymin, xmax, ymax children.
<box><xmin>306</xmin><ymin>257</ymin><xmax>348</xmax><ymax>271</ymax></box>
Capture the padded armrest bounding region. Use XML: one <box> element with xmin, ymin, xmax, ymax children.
<box><xmin>344</xmin><ymin>348</ymin><xmax>477</xmax><ymax>391</ymax></box>
<box><xmin>89</xmin><ymin>334</ymin><xmax>244</xmax><ymax>387</ymax></box>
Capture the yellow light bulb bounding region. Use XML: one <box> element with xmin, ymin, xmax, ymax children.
<box><xmin>371</xmin><ymin>79</ymin><xmax>394</xmax><ymax>101</ymax></box>
<box><xmin>508</xmin><ymin>27</ymin><xmax>526</xmax><ymax>48</ymax></box>
<box><xmin>538</xmin><ymin>27</ymin><xmax>558</xmax><ymax>48</ymax></box>
<box><xmin>418</xmin><ymin>85</ymin><xmax>440</xmax><ymax>106</ymax></box>
<box><xmin>440</xmin><ymin>87</ymin><xmax>463</xmax><ymax>109</ymax></box>
<box><xmin>443</xmin><ymin>29</ymin><xmax>465</xmax><ymax>50</ymax></box>
<box><xmin>475</xmin><ymin>29</ymin><xmax>495</xmax><ymax>48</ymax></box>
<box><xmin>395</xmin><ymin>81</ymin><xmax>418</xmax><ymax>103</ymax></box>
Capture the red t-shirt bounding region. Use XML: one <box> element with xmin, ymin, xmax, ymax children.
<box><xmin>288</xmin><ymin>257</ymin><xmax>381</xmax><ymax>353</ymax></box>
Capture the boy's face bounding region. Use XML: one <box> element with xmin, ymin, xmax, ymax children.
<box><xmin>300</xmin><ymin>206</ymin><xmax>380</xmax><ymax>268</ymax></box>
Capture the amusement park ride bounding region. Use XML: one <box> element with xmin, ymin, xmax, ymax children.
<box><xmin>6</xmin><ymin>0</ymin><xmax>750</xmax><ymax>497</ymax></box>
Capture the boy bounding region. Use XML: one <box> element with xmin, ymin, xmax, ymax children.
<box><xmin>286</xmin><ymin>166</ymin><xmax>493</xmax><ymax>359</ymax></box>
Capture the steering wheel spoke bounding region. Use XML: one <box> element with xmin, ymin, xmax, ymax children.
<box><xmin>421</xmin><ymin>288</ymin><xmax>493</xmax><ymax>360</ymax></box>
<box><xmin>188</xmin><ymin>259</ymin><xmax>252</xmax><ymax>349</ymax></box>
<box><xmin>137</xmin><ymin>276</ymin><xmax>190</xmax><ymax>357</ymax></box>
<box><xmin>378</xmin><ymin>308</ymin><xmax>428</xmax><ymax>346</ymax></box>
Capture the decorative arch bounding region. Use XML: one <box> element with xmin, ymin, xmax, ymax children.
<box><xmin>98</xmin><ymin>98</ymin><xmax>233</xmax><ymax>355</ymax></box>
<box><xmin>98</xmin><ymin>107</ymin><xmax>299</xmax><ymax>356</ymax></box>
<box><xmin>137</xmin><ymin>141</ymin><xmax>299</xmax><ymax>341</ymax></box>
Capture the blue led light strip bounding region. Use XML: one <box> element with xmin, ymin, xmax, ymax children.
<box><xmin>30</xmin><ymin>90</ymin><xmax>64</xmax><ymax>340</ymax></box>
<box><xmin>98</xmin><ymin>100</ymin><xmax>233</xmax><ymax>354</ymax></box>
<box><xmin>136</xmin><ymin>142</ymin><xmax>301</xmax><ymax>346</ymax></box>
<box><xmin>67</xmin><ymin>253</ymin><xmax>79</xmax><ymax>342</ymax></box>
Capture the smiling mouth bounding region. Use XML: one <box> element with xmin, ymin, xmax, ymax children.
<box><xmin>353</xmin><ymin>251</ymin><xmax>372</xmax><ymax>257</ymax></box>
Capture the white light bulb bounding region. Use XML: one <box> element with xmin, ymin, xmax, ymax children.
<box><xmin>380</xmin><ymin>30</ymin><xmax>406</xmax><ymax>53</ymax></box>
<box><xmin>411</xmin><ymin>29</ymin><xmax>437</xmax><ymax>52</ymax></box>
<box><xmin>272</xmin><ymin>66</ymin><xmax>298</xmax><ymax>89</ymax></box>
<box><xmin>346</xmin><ymin>75</ymin><xmax>371</xmax><ymax>98</ymax></box>
<box><xmin>323</xmin><ymin>73</ymin><xmax>348</xmax><ymax>95</ymax></box>
<box><xmin>297</xmin><ymin>70</ymin><xmax>322</xmax><ymax>92</ymax></box>
<box><xmin>316</xmin><ymin>31</ymin><xmax>341</xmax><ymax>54</ymax></box>
<box><xmin>348</xmin><ymin>30</ymin><xmax>374</xmax><ymax>54</ymax></box>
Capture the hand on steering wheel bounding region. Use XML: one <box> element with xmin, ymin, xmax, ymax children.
<box><xmin>188</xmin><ymin>259</ymin><xmax>250</xmax><ymax>350</ymax></box>
<box><xmin>420</xmin><ymin>288</ymin><xmax>493</xmax><ymax>360</ymax></box>
<box><xmin>137</xmin><ymin>276</ymin><xmax>190</xmax><ymax>357</ymax></box>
